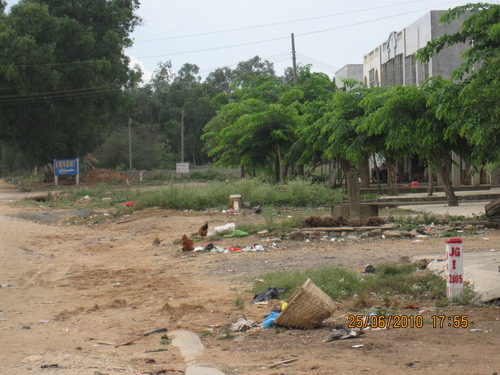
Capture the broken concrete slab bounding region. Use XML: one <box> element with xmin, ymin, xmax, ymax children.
<box><xmin>413</xmin><ymin>252</ymin><xmax>500</xmax><ymax>303</ymax></box>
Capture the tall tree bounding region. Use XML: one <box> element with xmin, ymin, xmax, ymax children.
<box><xmin>417</xmin><ymin>3</ymin><xmax>500</xmax><ymax>166</ymax></box>
<box><xmin>0</xmin><ymin>0</ymin><xmax>140</xmax><ymax>167</ymax></box>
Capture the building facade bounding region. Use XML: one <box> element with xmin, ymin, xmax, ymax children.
<box><xmin>362</xmin><ymin>10</ymin><xmax>498</xmax><ymax>186</ymax></box>
<box><xmin>363</xmin><ymin>10</ymin><xmax>467</xmax><ymax>89</ymax></box>
<box><xmin>334</xmin><ymin>64</ymin><xmax>363</xmax><ymax>91</ymax></box>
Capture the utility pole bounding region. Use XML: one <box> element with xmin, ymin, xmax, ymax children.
<box><xmin>291</xmin><ymin>33</ymin><xmax>298</xmax><ymax>85</ymax></box>
<box><xmin>128</xmin><ymin>118</ymin><xmax>132</xmax><ymax>170</ymax></box>
<box><xmin>180</xmin><ymin>109</ymin><xmax>185</xmax><ymax>163</ymax></box>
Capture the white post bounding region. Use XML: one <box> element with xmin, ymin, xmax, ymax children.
<box><xmin>446</xmin><ymin>238</ymin><xmax>464</xmax><ymax>298</ymax></box>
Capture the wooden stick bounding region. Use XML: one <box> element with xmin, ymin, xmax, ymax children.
<box><xmin>268</xmin><ymin>357</ymin><xmax>298</xmax><ymax>368</ymax></box>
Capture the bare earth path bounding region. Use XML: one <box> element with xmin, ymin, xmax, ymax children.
<box><xmin>0</xmin><ymin>180</ymin><xmax>499</xmax><ymax>375</ymax></box>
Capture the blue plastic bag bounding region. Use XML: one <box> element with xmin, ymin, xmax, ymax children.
<box><xmin>262</xmin><ymin>311</ymin><xmax>280</xmax><ymax>328</ymax></box>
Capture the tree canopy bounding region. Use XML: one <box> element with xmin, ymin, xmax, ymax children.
<box><xmin>0</xmin><ymin>0</ymin><xmax>140</xmax><ymax>165</ymax></box>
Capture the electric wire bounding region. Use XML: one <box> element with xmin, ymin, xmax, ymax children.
<box><xmin>133</xmin><ymin>0</ymin><xmax>441</xmax><ymax>43</ymax></box>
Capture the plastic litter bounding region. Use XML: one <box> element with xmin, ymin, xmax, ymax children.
<box><xmin>224</xmin><ymin>229</ymin><xmax>249</xmax><ymax>238</ymax></box>
<box><xmin>252</xmin><ymin>286</ymin><xmax>287</xmax><ymax>303</ymax></box>
<box><xmin>262</xmin><ymin>311</ymin><xmax>280</xmax><ymax>328</ymax></box>
<box><xmin>123</xmin><ymin>201</ymin><xmax>134</xmax><ymax>207</ymax></box>
<box><xmin>324</xmin><ymin>328</ymin><xmax>364</xmax><ymax>341</ymax></box>
<box><xmin>207</xmin><ymin>223</ymin><xmax>236</xmax><ymax>237</ymax></box>
<box><xmin>230</xmin><ymin>317</ymin><xmax>258</xmax><ymax>332</ymax></box>
<box><xmin>363</xmin><ymin>265</ymin><xmax>376</xmax><ymax>273</ymax></box>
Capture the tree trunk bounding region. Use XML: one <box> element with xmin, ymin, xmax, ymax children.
<box><xmin>341</xmin><ymin>160</ymin><xmax>361</xmax><ymax>220</ymax></box>
<box><xmin>372</xmin><ymin>154</ymin><xmax>382</xmax><ymax>193</ymax></box>
<box><xmin>240</xmin><ymin>165</ymin><xmax>245</xmax><ymax>178</ymax></box>
<box><xmin>329</xmin><ymin>162</ymin><xmax>338</xmax><ymax>189</ymax></box>
<box><xmin>359</xmin><ymin>158</ymin><xmax>371</xmax><ymax>188</ymax></box>
<box><xmin>386</xmin><ymin>156</ymin><xmax>398</xmax><ymax>196</ymax></box>
<box><xmin>298</xmin><ymin>164</ymin><xmax>305</xmax><ymax>177</ymax></box>
<box><xmin>283</xmin><ymin>163</ymin><xmax>290</xmax><ymax>179</ymax></box>
<box><xmin>274</xmin><ymin>144</ymin><xmax>283</xmax><ymax>182</ymax></box>
<box><xmin>427</xmin><ymin>170</ymin><xmax>434</xmax><ymax>197</ymax></box>
<box><xmin>433</xmin><ymin>154</ymin><xmax>458</xmax><ymax>206</ymax></box>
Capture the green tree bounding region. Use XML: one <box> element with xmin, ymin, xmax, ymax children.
<box><xmin>360</xmin><ymin>84</ymin><xmax>471</xmax><ymax>206</ymax></box>
<box><xmin>0</xmin><ymin>0</ymin><xmax>140</xmax><ymax>168</ymax></box>
<box><xmin>313</xmin><ymin>87</ymin><xmax>375</xmax><ymax>218</ymax></box>
<box><xmin>417</xmin><ymin>3</ymin><xmax>500</xmax><ymax>166</ymax></box>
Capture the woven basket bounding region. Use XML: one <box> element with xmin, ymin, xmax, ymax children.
<box><xmin>274</xmin><ymin>278</ymin><xmax>336</xmax><ymax>329</ymax></box>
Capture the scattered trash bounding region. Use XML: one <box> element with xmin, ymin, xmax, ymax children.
<box><xmin>204</xmin><ymin>243</ymin><xmax>215</xmax><ymax>251</ymax></box>
<box><xmin>108</xmin><ymin>282</ymin><xmax>121</xmax><ymax>286</ymax></box>
<box><xmin>241</xmin><ymin>244</ymin><xmax>265</xmax><ymax>252</ymax></box>
<box><xmin>252</xmin><ymin>286</ymin><xmax>287</xmax><ymax>303</ymax></box>
<box><xmin>228</xmin><ymin>247</ymin><xmax>241</xmax><ymax>252</ymax></box>
<box><xmin>224</xmin><ymin>229</ymin><xmax>249</xmax><ymax>238</ymax></box>
<box><xmin>257</xmin><ymin>229</ymin><xmax>269</xmax><ymax>235</ymax></box>
<box><xmin>123</xmin><ymin>201</ymin><xmax>134</xmax><ymax>207</ymax></box>
<box><xmin>193</xmin><ymin>246</ymin><xmax>204</xmax><ymax>252</ymax></box>
<box><xmin>412</xmin><ymin>239</ymin><xmax>423</xmax><ymax>243</ymax></box>
<box><xmin>363</xmin><ymin>265</ymin><xmax>376</xmax><ymax>274</ymax></box>
<box><xmin>207</xmin><ymin>223</ymin><xmax>236</xmax><ymax>237</ymax></box>
<box><xmin>324</xmin><ymin>328</ymin><xmax>364</xmax><ymax>341</ymax></box>
<box><xmin>38</xmin><ymin>320</ymin><xmax>51</xmax><ymax>323</ymax></box>
<box><xmin>253</xmin><ymin>206</ymin><xmax>262</xmax><ymax>214</ymax></box>
<box><xmin>262</xmin><ymin>311</ymin><xmax>281</xmax><ymax>328</ymax></box>
<box><xmin>142</xmin><ymin>327</ymin><xmax>168</xmax><ymax>337</ymax></box>
<box><xmin>352</xmin><ymin>344</ymin><xmax>364</xmax><ymax>348</ymax></box>
<box><xmin>230</xmin><ymin>317</ymin><xmax>258</xmax><ymax>332</ymax></box>
<box><xmin>1</xmin><ymin>284</ymin><xmax>12</xmax><ymax>288</ymax></box>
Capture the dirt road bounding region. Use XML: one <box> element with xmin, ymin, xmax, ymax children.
<box><xmin>1</xmin><ymin>181</ymin><xmax>499</xmax><ymax>375</ymax></box>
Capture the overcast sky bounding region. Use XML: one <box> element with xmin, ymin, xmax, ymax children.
<box><xmin>6</xmin><ymin>0</ymin><xmax>483</xmax><ymax>82</ymax></box>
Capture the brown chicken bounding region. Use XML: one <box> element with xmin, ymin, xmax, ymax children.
<box><xmin>181</xmin><ymin>234</ymin><xmax>194</xmax><ymax>252</ymax></box>
<box><xmin>198</xmin><ymin>223</ymin><xmax>208</xmax><ymax>237</ymax></box>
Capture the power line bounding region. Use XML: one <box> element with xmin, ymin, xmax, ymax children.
<box><xmin>134</xmin><ymin>0</ymin><xmax>462</xmax><ymax>61</ymax></box>
<box><xmin>133</xmin><ymin>0</ymin><xmax>434</xmax><ymax>44</ymax></box>
<box><xmin>0</xmin><ymin>87</ymin><xmax>120</xmax><ymax>105</ymax></box>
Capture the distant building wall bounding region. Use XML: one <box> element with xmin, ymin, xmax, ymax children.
<box><xmin>362</xmin><ymin>10</ymin><xmax>468</xmax><ymax>88</ymax></box>
<box><xmin>335</xmin><ymin>64</ymin><xmax>363</xmax><ymax>91</ymax></box>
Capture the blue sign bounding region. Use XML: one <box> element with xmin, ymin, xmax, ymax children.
<box><xmin>54</xmin><ymin>159</ymin><xmax>79</xmax><ymax>176</ymax></box>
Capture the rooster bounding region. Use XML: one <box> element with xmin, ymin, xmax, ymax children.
<box><xmin>198</xmin><ymin>223</ymin><xmax>208</xmax><ymax>238</ymax></box>
<box><xmin>181</xmin><ymin>234</ymin><xmax>194</xmax><ymax>252</ymax></box>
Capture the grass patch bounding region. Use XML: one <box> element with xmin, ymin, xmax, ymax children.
<box><xmin>216</xmin><ymin>328</ymin><xmax>234</xmax><ymax>340</ymax></box>
<box><xmin>237</xmin><ymin>213</ymin><xmax>305</xmax><ymax>235</ymax></box>
<box><xmin>19</xmin><ymin>178</ymin><xmax>344</xmax><ymax>213</ymax></box>
<box><xmin>253</xmin><ymin>263</ymin><xmax>451</xmax><ymax>305</ymax></box>
<box><xmin>234</xmin><ymin>296</ymin><xmax>245</xmax><ymax>310</ymax></box>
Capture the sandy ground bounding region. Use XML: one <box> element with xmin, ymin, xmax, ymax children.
<box><xmin>1</xmin><ymin>180</ymin><xmax>500</xmax><ymax>375</ymax></box>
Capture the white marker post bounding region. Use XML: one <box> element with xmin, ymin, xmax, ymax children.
<box><xmin>446</xmin><ymin>238</ymin><xmax>463</xmax><ymax>298</ymax></box>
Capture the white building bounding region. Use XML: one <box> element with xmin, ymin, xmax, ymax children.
<box><xmin>362</xmin><ymin>10</ymin><xmax>498</xmax><ymax>186</ymax></box>
<box><xmin>363</xmin><ymin>10</ymin><xmax>467</xmax><ymax>88</ymax></box>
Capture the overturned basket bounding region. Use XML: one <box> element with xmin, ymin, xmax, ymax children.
<box><xmin>274</xmin><ymin>278</ymin><xmax>336</xmax><ymax>329</ymax></box>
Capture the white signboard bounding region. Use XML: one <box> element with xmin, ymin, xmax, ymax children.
<box><xmin>446</xmin><ymin>238</ymin><xmax>464</xmax><ymax>297</ymax></box>
<box><xmin>176</xmin><ymin>163</ymin><xmax>189</xmax><ymax>174</ymax></box>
